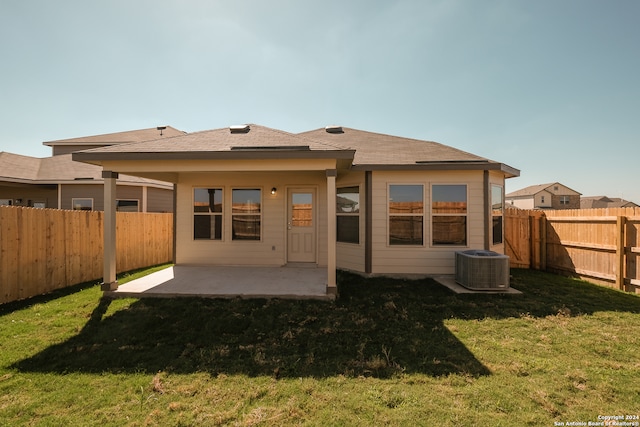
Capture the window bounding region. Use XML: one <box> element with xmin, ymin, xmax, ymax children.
<box><xmin>541</xmin><ymin>196</ymin><xmax>545</xmax><ymax>203</ymax></box>
<box><xmin>72</xmin><ymin>198</ymin><xmax>93</xmax><ymax>211</ymax></box>
<box><xmin>432</xmin><ymin>184</ymin><xmax>467</xmax><ymax>246</ymax></box>
<box><xmin>232</xmin><ymin>189</ymin><xmax>261</xmax><ymax>241</ymax></box>
<box><xmin>0</xmin><ymin>199</ymin><xmax>12</xmax><ymax>206</ymax></box>
<box><xmin>193</xmin><ymin>188</ymin><xmax>223</xmax><ymax>240</ymax></box>
<box><xmin>389</xmin><ymin>184</ymin><xmax>423</xmax><ymax>245</ymax></box>
<box><xmin>116</xmin><ymin>199</ymin><xmax>139</xmax><ymax>212</ymax></box>
<box><xmin>560</xmin><ymin>195</ymin><xmax>570</xmax><ymax>205</ymax></box>
<box><xmin>337</xmin><ymin>186</ymin><xmax>360</xmax><ymax>244</ymax></box>
<box><xmin>491</xmin><ymin>185</ymin><xmax>503</xmax><ymax>245</ymax></box>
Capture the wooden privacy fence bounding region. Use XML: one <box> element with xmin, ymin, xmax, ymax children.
<box><xmin>0</xmin><ymin>206</ymin><xmax>173</xmax><ymax>304</ymax></box>
<box><xmin>505</xmin><ymin>207</ymin><xmax>640</xmax><ymax>293</ymax></box>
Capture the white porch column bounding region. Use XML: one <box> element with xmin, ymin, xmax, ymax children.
<box><xmin>102</xmin><ymin>171</ymin><xmax>119</xmax><ymax>291</ymax></box>
<box><xmin>326</xmin><ymin>169</ymin><xmax>337</xmax><ymax>294</ymax></box>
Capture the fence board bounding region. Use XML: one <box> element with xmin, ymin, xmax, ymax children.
<box><xmin>505</xmin><ymin>207</ymin><xmax>640</xmax><ymax>293</ymax></box>
<box><xmin>0</xmin><ymin>206</ymin><xmax>173</xmax><ymax>304</ymax></box>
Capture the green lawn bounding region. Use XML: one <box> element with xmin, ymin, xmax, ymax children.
<box><xmin>1</xmin><ymin>267</ymin><xmax>639</xmax><ymax>426</ymax></box>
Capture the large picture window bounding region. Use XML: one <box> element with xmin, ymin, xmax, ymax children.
<box><xmin>492</xmin><ymin>185</ymin><xmax>503</xmax><ymax>245</ymax></box>
<box><xmin>432</xmin><ymin>184</ymin><xmax>467</xmax><ymax>246</ymax></box>
<box><xmin>337</xmin><ymin>186</ymin><xmax>360</xmax><ymax>244</ymax></box>
<box><xmin>193</xmin><ymin>188</ymin><xmax>223</xmax><ymax>240</ymax></box>
<box><xmin>389</xmin><ymin>184</ymin><xmax>424</xmax><ymax>245</ymax></box>
<box><xmin>232</xmin><ymin>188</ymin><xmax>261</xmax><ymax>241</ymax></box>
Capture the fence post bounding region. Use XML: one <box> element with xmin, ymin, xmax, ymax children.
<box><xmin>540</xmin><ymin>214</ymin><xmax>547</xmax><ymax>271</ymax></box>
<box><xmin>616</xmin><ymin>216</ymin><xmax>627</xmax><ymax>290</ymax></box>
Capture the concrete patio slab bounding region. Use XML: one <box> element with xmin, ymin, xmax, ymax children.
<box><xmin>106</xmin><ymin>265</ymin><xmax>333</xmax><ymax>300</ymax></box>
<box><xmin>434</xmin><ymin>276</ymin><xmax>522</xmax><ymax>294</ymax></box>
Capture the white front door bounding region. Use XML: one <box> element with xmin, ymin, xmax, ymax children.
<box><xmin>287</xmin><ymin>189</ymin><xmax>316</xmax><ymax>263</ymax></box>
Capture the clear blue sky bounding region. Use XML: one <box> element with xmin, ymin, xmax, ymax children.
<box><xmin>1</xmin><ymin>0</ymin><xmax>638</xmax><ymax>203</ymax></box>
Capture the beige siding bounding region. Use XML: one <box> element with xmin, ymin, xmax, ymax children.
<box><xmin>535</xmin><ymin>190</ymin><xmax>552</xmax><ymax>208</ymax></box>
<box><xmin>61</xmin><ymin>184</ymin><xmax>104</xmax><ymax>210</ymax></box>
<box><xmin>336</xmin><ymin>171</ymin><xmax>366</xmax><ymax>272</ymax></box>
<box><xmin>176</xmin><ymin>171</ymin><xmax>328</xmax><ymax>266</ymax></box>
<box><xmin>146</xmin><ymin>187</ymin><xmax>174</xmax><ymax>213</ymax></box>
<box><xmin>0</xmin><ymin>185</ymin><xmax>58</xmax><ymax>208</ymax></box>
<box><xmin>61</xmin><ymin>184</ymin><xmax>142</xmax><ymax>211</ymax></box>
<box><xmin>509</xmin><ymin>198</ymin><xmax>535</xmax><ymax>210</ymax></box>
<box><xmin>370</xmin><ymin>170</ymin><xmax>491</xmax><ymax>275</ymax></box>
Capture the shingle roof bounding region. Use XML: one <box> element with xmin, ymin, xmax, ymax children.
<box><xmin>0</xmin><ymin>152</ymin><xmax>170</xmax><ymax>187</ymax></box>
<box><xmin>0</xmin><ymin>152</ymin><xmax>41</xmax><ymax>180</ymax></box>
<box><xmin>73</xmin><ymin>124</ymin><xmax>519</xmax><ymax>177</ymax></box>
<box><xmin>506</xmin><ymin>183</ymin><xmax>556</xmax><ymax>198</ymax></box>
<box><xmin>300</xmin><ymin>127</ymin><xmax>488</xmax><ymax>166</ymax></box>
<box><xmin>77</xmin><ymin>124</ymin><xmax>348</xmax><ymax>154</ymax></box>
<box><xmin>581</xmin><ymin>196</ymin><xmax>639</xmax><ymax>208</ymax></box>
<box><xmin>43</xmin><ymin>126</ymin><xmax>185</xmax><ymax>146</ymax></box>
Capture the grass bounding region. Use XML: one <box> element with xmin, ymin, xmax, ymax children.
<box><xmin>0</xmin><ymin>267</ymin><xmax>639</xmax><ymax>426</ymax></box>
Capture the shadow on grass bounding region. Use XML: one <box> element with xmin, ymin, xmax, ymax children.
<box><xmin>12</xmin><ymin>269</ymin><xmax>640</xmax><ymax>379</ymax></box>
<box><xmin>0</xmin><ymin>264</ymin><xmax>171</xmax><ymax>318</ymax></box>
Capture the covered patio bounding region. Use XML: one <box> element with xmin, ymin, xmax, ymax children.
<box><xmin>105</xmin><ymin>265</ymin><xmax>333</xmax><ymax>300</ymax></box>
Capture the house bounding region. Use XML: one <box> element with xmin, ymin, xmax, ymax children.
<box><xmin>0</xmin><ymin>127</ymin><xmax>184</xmax><ymax>211</ymax></box>
<box><xmin>506</xmin><ymin>182</ymin><xmax>581</xmax><ymax>210</ymax></box>
<box><xmin>73</xmin><ymin>124</ymin><xmax>520</xmax><ymax>294</ymax></box>
<box><xmin>580</xmin><ymin>196</ymin><xmax>639</xmax><ymax>209</ymax></box>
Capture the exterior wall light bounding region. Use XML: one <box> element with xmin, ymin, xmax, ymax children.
<box><xmin>271</xmin><ymin>187</ymin><xmax>277</xmax><ymax>195</ymax></box>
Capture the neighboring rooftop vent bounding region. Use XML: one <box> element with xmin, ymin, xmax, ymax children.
<box><xmin>325</xmin><ymin>125</ymin><xmax>343</xmax><ymax>134</ymax></box>
<box><xmin>157</xmin><ymin>126</ymin><xmax>167</xmax><ymax>136</ymax></box>
<box><xmin>230</xmin><ymin>124</ymin><xmax>250</xmax><ymax>134</ymax></box>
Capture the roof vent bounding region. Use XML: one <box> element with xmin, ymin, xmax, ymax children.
<box><xmin>157</xmin><ymin>126</ymin><xmax>167</xmax><ymax>136</ymax></box>
<box><xmin>230</xmin><ymin>124</ymin><xmax>250</xmax><ymax>134</ymax></box>
<box><xmin>325</xmin><ymin>125</ymin><xmax>343</xmax><ymax>134</ymax></box>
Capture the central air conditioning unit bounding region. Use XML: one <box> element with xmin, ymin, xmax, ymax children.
<box><xmin>455</xmin><ymin>250</ymin><xmax>510</xmax><ymax>290</ymax></box>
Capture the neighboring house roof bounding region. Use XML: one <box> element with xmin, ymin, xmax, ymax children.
<box><xmin>506</xmin><ymin>182</ymin><xmax>581</xmax><ymax>198</ymax></box>
<box><xmin>43</xmin><ymin>126</ymin><xmax>185</xmax><ymax>148</ymax></box>
<box><xmin>581</xmin><ymin>196</ymin><xmax>639</xmax><ymax>209</ymax></box>
<box><xmin>73</xmin><ymin>124</ymin><xmax>520</xmax><ymax>177</ymax></box>
<box><xmin>0</xmin><ymin>152</ymin><xmax>171</xmax><ymax>188</ymax></box>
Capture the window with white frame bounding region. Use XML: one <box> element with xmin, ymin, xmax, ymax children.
<box><xmin>116</xmin><ymin>199</ymin><xmax>139</xmax><ymax>212</ymax></box>
<box><xmin>431</xmin><ymin>184</ymin><xmax>467</xmax><ymax>246</ymax></box>
<box><xmin>232</xmin><ymin>188</ymin><xmax>261</xmax><ymax>241</ymax></box>
<box><xmin>560</xmin><ymin>195</ymin><xmax>570</xmax><ymax>205</ymax></box>
<box><xmin>0</xmin><ymin>199</ymin><xmax>12</xmax><ymax>206</ymax></box>
<box><xmin>193</xmin><ymin>188</ymin><xmax>223</xmax><ymax>240</ymax></box>
<box><xmin>389</xmin><ymin>184</ymin><xmax>424</xmax><ymax>245</ymax></box>
<box><xmin>72</xmin><ymin>198</ymin><xmax>93</xmax><ymax>211</ymax></box>
<box><xmin>491</xmin><ymin>185</ymin><xmax>503</xmax><ymax>245</ymax></box>
<box><xmin>337</xmin><ymin>186</ymin><xmax>360</xmax><ymax>244</ymax></box>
